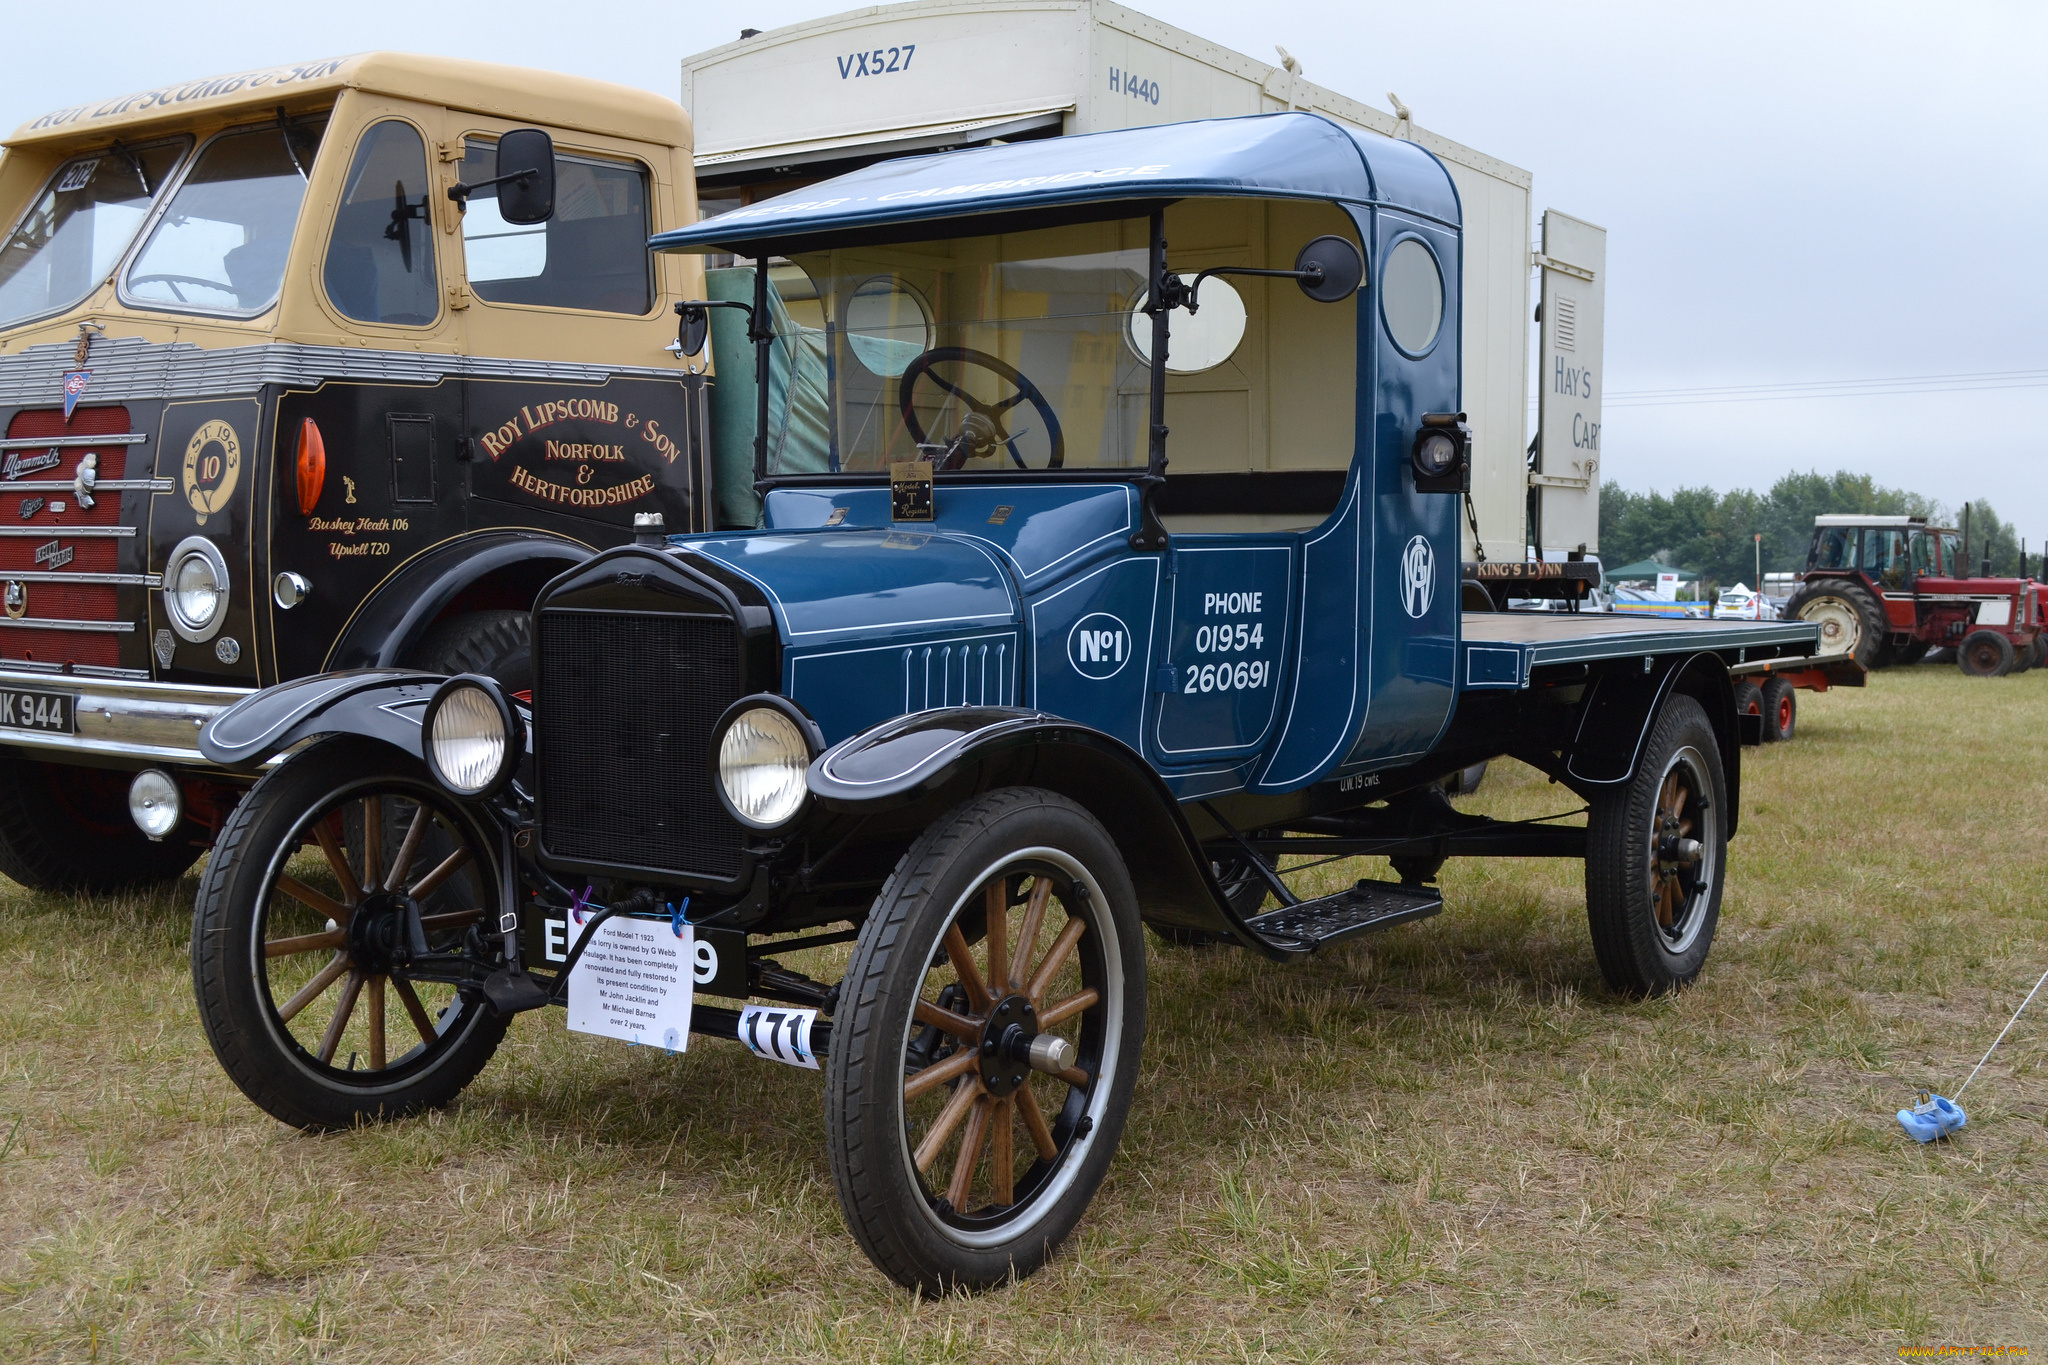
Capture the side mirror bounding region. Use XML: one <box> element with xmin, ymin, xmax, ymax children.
<box><xmin>494</xmin><ymin>128</ymin><xmax>556</xmax><ymax>225</ymax></box>
<box><xmin>676</xmin><ymin>303</ymin><xmax>710</xmax><ymax>358</ymax></box>
<box><xmin>1295</xmin><ymin>235</ymin><xmax>1364</xmax><ymax>303</ymax></box>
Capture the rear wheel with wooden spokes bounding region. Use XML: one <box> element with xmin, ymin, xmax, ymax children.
<box><xmin>1585</xmin><ymin>695</ymin><xmax>1726</xmax><ymax>996</ymax></box>
<box><xmin>827</xmin><ymin>788</ymin><xmax>1145</xmax><ymax>1293</ymax></box>
<box><xmin>192</xmin><ymin>737</ymin><xmax>507</xmax><ymax>1130</ymax></box>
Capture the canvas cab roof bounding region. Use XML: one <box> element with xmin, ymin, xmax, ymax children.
<box><xmin>7</xmin><ymin>52</ymin><xmax>690</xmax><ymax>149</ymax></box>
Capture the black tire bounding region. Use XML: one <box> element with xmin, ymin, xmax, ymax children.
<box><xmin>0</xmin><ymin>750</ymin><xmax>203</xmax><ymax>892</ymax></box>
<box><xmin>1731</xmin><ymin>680</ymin><xmax>1764</xmax><ymax>744</ymax></box>
<box><xmin>1893</xmin><ymin>640</ymin><xmax>1931</xmax><ymax>667</ymax></box>
<box><xmin>1957</xmin><ymin>630</ymin><xmax>2016</xmax><ymax>678</ymax></box>
<box><xmin>1785</xmin><ymin>578</ymin><xmax>1889</xmax><ymax>669</ymax></box>
<box><xmin>2011</xmin><ymin>636</ymin><xmax>2039</xmax><ymax>674</ymax></box>
<box><xmin>1759</xmin><ymin>676</ymin><xmax>1796</xmax><ymax>743</ymax></box>
<box><xmin>826</xmin><ymin>787</ymin><xmax>1145</xmax><ymax>1294</ymax></box>
<box><xmin>406</xmin><ymin>609</ymin><xmax>532</xmax><ymax>694</ymax></box>
<box><xmin>191</xmin><ymin>736</ymin><xmax>508</xmax><ymax>1131</ymax></box>
<box><xmin>1584</xmin><ymin>695</ymin><xmax>1726</xmax><ymax>996</ymax></box>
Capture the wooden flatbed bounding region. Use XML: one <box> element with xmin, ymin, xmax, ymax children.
<box><xmin>1457</xmin><ymin>611</ymin><xmax>1821</xmax><ymax>690</ymax></box>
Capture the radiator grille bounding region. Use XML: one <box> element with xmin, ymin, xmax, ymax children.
<box><xmin>535</xmin><ymin>610</ymin><xmax>748</xmax><ymax>878</ymax></box>
<box><xmin>0</xmin><ymin>407</ymin><xmax>131</xmax><ymax>669</ymax></box>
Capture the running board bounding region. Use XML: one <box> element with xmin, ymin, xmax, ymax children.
<box><xmin>1244</xmin><ymin>879</ymin><xmax>1443</xmax><ymax>954</ymax></box>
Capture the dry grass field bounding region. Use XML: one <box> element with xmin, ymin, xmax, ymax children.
<box><xmin>2</xmin><ymin>662</ymin><xmax>2045</xmax><ymax>1363</ymax></box>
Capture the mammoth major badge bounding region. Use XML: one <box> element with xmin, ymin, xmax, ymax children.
<box><xmin>182</xmin><ymin>419</ymin><xmax>242</xmax><ymax>525</ymax></box>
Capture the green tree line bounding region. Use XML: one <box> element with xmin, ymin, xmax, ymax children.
<box><xmin>1599</xmin><ymin>471</ymin><xmax>2039</xmax><ymax>592</ymax></box>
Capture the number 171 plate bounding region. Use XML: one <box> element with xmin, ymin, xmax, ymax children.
<box><xmin>0</xmin><ymin>687</ymin><xmax>76</xmax><ymax>734</ymax></box>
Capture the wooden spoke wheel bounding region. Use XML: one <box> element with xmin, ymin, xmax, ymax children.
<box><xmin>192</xmin><ymin>737</ymin><xmax>508</xmax><ymax>1130</ymax></box>
<box><xmin>1584</xmin><ymin>695</ymin><xmax>1726</xmax><ymax>996</ymax></box>
<box><xmin>827</xmin><ymin>788</ymin><xmax>1144</xmax><ymax>1293</ymax></box>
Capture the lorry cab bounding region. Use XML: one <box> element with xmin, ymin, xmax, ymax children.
<box><xmin>0</xmin><ymin>55</ymin><xmax>710</xmax><ymax>890</ymax></box>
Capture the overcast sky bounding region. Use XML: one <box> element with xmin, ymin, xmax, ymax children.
<box><xmin>6</xmin><ymin>1</ymin><xmax>2043</xmax><ymax>534</ymax></box>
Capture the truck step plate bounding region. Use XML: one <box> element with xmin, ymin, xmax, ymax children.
<box><xmin>1245</xmin><ymin>880</ymin><xmax>1443</xmax><ymax>953</ymax></box>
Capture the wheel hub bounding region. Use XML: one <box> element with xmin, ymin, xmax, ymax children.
<box><xmin>977</xmin><ymin>994</ymin><xmax>1040</xmax><ymax>1097</ymax></box>
<box><xmin>345</xmin><ymin>891</ymin><xmax>424</xmax><ymax>975</ymax></box>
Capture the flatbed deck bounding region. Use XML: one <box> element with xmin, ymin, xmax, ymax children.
<box><xmin>1458</xmin><ymin>611</ymin><xmax>1819</xmax><ymax>689</ymax></box>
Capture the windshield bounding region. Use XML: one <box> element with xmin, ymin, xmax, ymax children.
<box><xmin>124</xmin><ymin>116</ymin><xmax>326</xmax><ymax>314</ymax></box>
<box><xmin>776</xmin><ymin>216</ymin><xmax>1154</xmax><ymax>474</ymax></box>
<box><xmin>0</xmin><ymin>138</ymin><xmax>188</xmax><ymax>329</ymax></box>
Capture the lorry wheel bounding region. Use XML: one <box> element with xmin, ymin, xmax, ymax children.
<box><xmin>406</xmin><ymin>610</ymin><xmax>532</xmax><ymax>693</ymax></box>
<box><xmin>191</xmin><ymin>736</ymin><xmax>507</xmax><ymax>1131</ymax></box>
<box><xmin>827</xmin><ymin>787</ymin><xmax>1145</xmax><ymax>1293</ymax></box>
<box><xmin>1759</xmin><ymin>676</ymin><xmax>1796</xmax><ymax>742</ymax></box>
<box><xmin>0</xmin><ymin>750</ymin><xmax>202</xmax><ymax>893</ymax></box>
<box><xmin>1785</xmin><ymin>580</ymin><xmax>1888</xmax><ymax>669</ymax></box>
<box><xmin>1584</xmin><ymin>695</ymin><xmax>1726</xmax><ymax>997</ymax></box>
<box><xmin>1731</xmin><ymin>680</ymin><xmax>1764</xmax><ymax>743</ymax></box>
<box><xmin>1957</xmin><ymin>630</ymin><xmax>2015</xmax><ymax>678</ymax></box>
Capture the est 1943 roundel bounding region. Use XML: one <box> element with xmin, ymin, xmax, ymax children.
<box><xmin>181</xmin><ymin>419</ymin><xmax>242</xmax><ymax>525</ymax></box>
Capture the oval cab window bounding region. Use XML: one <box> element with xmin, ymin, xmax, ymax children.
<box><xmin>1128</xmin><ymin>274</ymin><xmax>1246</xmax><ymax>374</ymax></box>
<box><xmin>1380</xmin><ymin>238</ymin><xmax>1444</xmax><ymax>355</ymax></box>
<box><xmin>844</xmin><ymin>277</ymin><xmax>933</xmax><ymax>377</ymax></box>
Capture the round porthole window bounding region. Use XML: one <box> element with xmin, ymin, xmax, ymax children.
<box><xmin>1127</xmin><ymin>274</ymin><xmax>1247</xmax><ymax>374</ymax></box>
<box><xmin>843</xmin><ymin>277</ymin><xmax>933</xmax><ymax>377</ymax></box>
<box><xmin>1380</xmin><ymin>238</ymin><xmax>1444</xmax><ymax>355</ymax></box>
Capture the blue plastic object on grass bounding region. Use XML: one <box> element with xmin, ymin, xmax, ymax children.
<box><xmin>1897</xmin><ymin>1094</ymin><xmax>1967</xmax><ymax>1143</ymax></box>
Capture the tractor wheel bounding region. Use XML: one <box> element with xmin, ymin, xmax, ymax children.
<box><xmin>1759</xmin><ymin>676</ymin><xmax>1797</xmax><ymax>742</ymax></box>
<box><xmin>405</xmin><ymin>610</ymin><xmax>532</xmax><ymax>694</ymax></box>
<box><xmin>2012</xmin><ymin>640</ymin><xmax>2036</xmax><ymax>675</ymax></box>
<box><xmin>1785</xmin><ymin>579</ymin><xmax>1889</xmax><ymax>669</ymax></box>
<box><xmin>1957</xmin><ymin>630</ymin><xmax>2016</xmax><ymax>678</ymax></box>
<box><xmin>827</xmin><ymin>787</ymin><xmax>1144</xmax><ymax>1293</ymax></box>
<box><xmin>1893</xmin><ymin>640</ymin><xmax>1931</xmax><ymax>667</ymax></box>
<box><xmin>1584</xmin><ymin>695</ymin><xmax>1726</xmax><ymax>996</ymax></box>
<box><xmin>1732</xmin><ymin>680</ymin><xmax>1764</xmax><ymax>743</ymax></box>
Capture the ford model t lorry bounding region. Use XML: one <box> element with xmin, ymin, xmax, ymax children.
<box><xmin>0</xmin><ymin>55</ymin><xmax>709</xmax><ymax>891</ymax></box>
<box><xmin>189</xmin><ymin>113</ymin><xmax>1825</xmax><ymax>1292</ymax></box>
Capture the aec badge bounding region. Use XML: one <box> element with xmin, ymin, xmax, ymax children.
<box><xmin>181</xmin><ymin>419</ymin><xmax>242</xmax><ymax>526</ymax></box>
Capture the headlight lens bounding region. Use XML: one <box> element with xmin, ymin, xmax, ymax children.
<box><xmin>428</xmin><ymin>682</ymin><xmax>511</xmax><ymax>796</ymax></box>
<box><xmin>1414</xmin><ymin>429</ymin><xmax>1458</xmax><ymax>478</ymax></box>
<box><xmin>717</xmin><ymin>705</ymin><xmax>811</xmax><ymax>828</ymax></box>
<box><xmin>163</xmin><ymin>536</ymin><xmax>229</xmax><ymax>641</ymax></box>
<box><xmin>126</xmin><ymin>768</ymin><xmax>182</xmax><ymax>840</ymax></box>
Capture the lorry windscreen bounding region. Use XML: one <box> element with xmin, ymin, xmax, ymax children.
<box><xmin>782</xmin><ymin>215</ymin><xmax>1154</xmax><ymax>474</ymax></box>
<box><xmin>0</xmin><ymin>137</ymin><xmax>188</xmax><ymax>329</ymax></box>
<box><xmin>123</xmin><ymin>115</ymin><xmax>328</xmax><ymax>315</ymax></box>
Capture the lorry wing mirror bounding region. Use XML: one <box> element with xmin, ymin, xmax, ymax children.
<box><xmin>1295</xmin><ymin>235</ymin><xmax>1364</xmax><ymax>302</ymax></box>
<box><xmin>493</xmin><ymin>128</ymin><xmax>556</xmax><ymax>224</ymax></box>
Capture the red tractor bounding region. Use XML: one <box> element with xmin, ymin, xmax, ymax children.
<box><xmin>1784</xmin><ymin>515</ymin><xmax>2044</xmax><ymax>676</ymax></box>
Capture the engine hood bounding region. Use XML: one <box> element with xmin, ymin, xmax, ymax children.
<box><xmin>677</xmin><ymin>528</ymin><xmax>1019</xmax><ymax>646</ymax></box>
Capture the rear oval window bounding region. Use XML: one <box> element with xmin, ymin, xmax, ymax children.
<box><xmin>1380</xmin><ymin>238</ymin><xmax>1444</xmax><ymax>355</ymax></box>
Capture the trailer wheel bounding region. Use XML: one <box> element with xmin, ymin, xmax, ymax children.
<box><xmin>1759</xmin><ymin>676</ymin><xmax>1796</xmax><ymax>742</ymax></box>
<box><xmin>1731</xmin><ymin>680</ymin><xmax>1764</xmax><ymax>743</ymax></box>
<box><xmin>827</xmin><ymin>787</ymin><xmax>1144</xmax><ymax>1293</ymax></box>
<box><xmin>1584</xmin><ymin>695</ymin><xmax>1726</xmax><ymax>996</ymax></box>
<box><xmin>0</xmin><ymin>751</ymin><xmax>203</xmax><ymax>893</ymax></box>
<box><xmin>1785</xmin><ymin>579</ymin><xmax>1888</xmax><ymax>669</ymax></box>
<box><xmin>1957</xmin><ymin>630</ymin><xmax>2016</xmax><ymax>678</ymax></box>
<box><xmin>191</xmin><ymin>737</ymin><xmax>507</xmax><ymax>1131</ymax></box>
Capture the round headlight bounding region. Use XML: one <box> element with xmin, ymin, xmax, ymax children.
<box><xmin>1413</xmin><ymin>429</ymin><xmax>1459</xmax><ymax>479</ymax></box>
<box><xmin>127</xmin><ymin>768</ymin><xmax>182</xmax><ymax>840</ymax></box>
<box><xmin>163</xmin><ymin>536</ymin><xmax>229</xmax><ymax>642</ymax></box>
<box><xmin>424</xmin><ymin>677</ymin><xmax>520</xmax><ymax>798</ymax></box>
<box><xmin>715</xmin><ymin>701</ymin><xmax>817</xmax><ymax>830</ymax></box>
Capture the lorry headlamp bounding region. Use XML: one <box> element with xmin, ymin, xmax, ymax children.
<box><xmin>127</xmin><ymin>768</ymin><xmax>182</xmax><ymax>841</ymax></box>
<box><xmin>424</xmin><ymin>675</ymin><xmax>522</xmax><ymax>799</ymax></box>
<box><xmin>163</xmin><ymin>536</ymin><xmax>230</xmax><ymax>642</ymax></box>
<box><xmin>713</xmin><ymin>695</ymin><xmax>823</xmax><ymax>831</ymax></box>
<box><xmin>1411</xmin><ymin>414</ymin><xmax>1472</xmax><ymax>494</ymax></box>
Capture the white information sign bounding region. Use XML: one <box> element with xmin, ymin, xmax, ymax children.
<box><xmin>566</xmin><ymin>914</ymin><xmax>693</xmax><ymax>1053</ymax></box>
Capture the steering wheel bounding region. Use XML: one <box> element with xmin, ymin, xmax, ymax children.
<box><xmin>898</xmin><ymin>346</ymin><xmax>1065</xmax><ymax>471</ymax></box>
<box><xmin>128</xmin><ymin>273</ymin><xmax>225</xmax><ymax>304</ymax></box>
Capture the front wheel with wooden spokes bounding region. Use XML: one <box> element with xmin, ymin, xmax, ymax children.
<box><xmin>827</xmin><ymin>788</ymin><xmax>1145</xmax><ymax>1293</ymax></box>
<box><xmin>192</xmin><ymin>737</ymin><xmax>508</xmax><ymax>1130</ymax></box>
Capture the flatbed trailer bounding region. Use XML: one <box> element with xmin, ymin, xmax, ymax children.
<box><xmin>186</xmin><ymin>112</ymin><xmax>1820</xmax><ymax>1295</ymax></box>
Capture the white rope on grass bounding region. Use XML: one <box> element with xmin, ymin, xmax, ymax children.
<box><xmin>1954</xmin><ymin>963</ymin><xmax>2048</xmax><ymax>1100</ymax></box>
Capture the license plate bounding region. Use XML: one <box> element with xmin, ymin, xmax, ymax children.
<box><xmin>0</xmin><ymin>687</ymin><xmax>76</xmax><ymax>734</ymax></box>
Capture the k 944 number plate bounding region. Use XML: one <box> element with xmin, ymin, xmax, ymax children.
<box><xmin>0</xmin><ymin>687</ymin><xmax>76</xmax><ymax>734</ymax></box>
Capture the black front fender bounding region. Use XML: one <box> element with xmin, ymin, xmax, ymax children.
<box><xmin>200</xmin><ymin>670</ymin><xmax>445</xmax><ymax>772</ymax></box>
<box><xmin>808</xmin><ymin>707</ymin><xmax>1290</xmax><ymax>958</ymax></box>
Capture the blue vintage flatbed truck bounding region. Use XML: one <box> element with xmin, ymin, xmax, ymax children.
<box><xmin>188</xmin><ymin>113</ymin><xmax>1820</xmax><ymax>1292</ymax></box>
